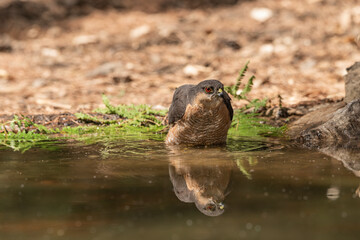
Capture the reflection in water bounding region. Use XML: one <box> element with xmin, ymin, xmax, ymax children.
<box><xmin>320</xmin><ymin>142</ymin><xmax>360</xmax><ymax>198</ymax></box>
<box><xmin>168</xmin><ymin>146</ymin><xmax>234</xmax><ymax>216</ymax></box>
<box><xmin>1</xmin><ymin>140</ymin><xmax>360</xmax><ymax>239</ymax></box>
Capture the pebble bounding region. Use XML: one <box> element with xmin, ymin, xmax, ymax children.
<box><xmin>218</xmin><ymin>39</ymin><xmax>241</xmax><ymax>50</ymax></box>
<box><xmin>72</xmin><ymin>35</ymin><xmax>98</xmax><ymax>45</ymax></box>
<box><xmin>0</xmin><ymin>69</ymin><xmax>10</xmax><ymax>80</ymax></box>
<box><xmin>41</xmin><ymin>48</ymin><xmax>59</xmax><ymax>58</ymax></box>
<box><xmin>32</xmin><ymin>78</ymin><xmax>47</xmax><ymax>88</ymax></box>
<box><xmin>250</xmin><ymin>8</ymin><xmax>273</xmax><ymax>22</ymax></box>
<box><xmin>112</xmin><ymin>75</ymin><xmax>132</xmax><ymax>84</ymax></box>
<box><xmin>183</xmin><ymin>65</ymin><xmax>200</xmax><ymax>76</ymax></box>
<box><xmin>0</xmin><ymin>44</ymin><xmax>12</xmax><ymax>53</ymax></box>
<box><xmin>183</xmin><ymin>64</ymin><xmax>210</xmax><ymax>77</ymax></box>
<box><xmin>259</xmin><ymin>44</ymin><xmax>274</xmax><ymax>55</ymax></box>
<box><xmin>130</xmin><ymin>25</ymin><xmax>151</xmax><ymax>39</ymax></box>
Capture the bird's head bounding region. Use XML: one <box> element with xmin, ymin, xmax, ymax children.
<box><xmin>195</xmin><ymin>197</ymin><xmax>225</xmax><ymax>217</ymax></box>
<box><xmin>193</xmin><ymin>80</ymin><xmax>228</xmax><ymax>108</ymax></box>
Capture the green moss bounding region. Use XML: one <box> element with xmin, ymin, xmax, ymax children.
<box><xmin>94</xmin><ymin>95</ymin><xmax>166</xmax><ymax>127</ymax></box>
<box><xmin>74</xmin><ymin>113</ymin><xmax>117</xmax><ymax>125</ymax></box>
<box><xmin>229</xmin><ymin>111</ymin><xmax>286</xmax><ymax>138</ymax></box>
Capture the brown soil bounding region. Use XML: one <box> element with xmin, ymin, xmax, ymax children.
<box><xmin>0</xmin><ymin>0</ymin><xmax>359</xmax><ymax>116</ymax></box>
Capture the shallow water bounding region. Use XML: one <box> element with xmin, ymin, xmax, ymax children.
<box><xmin>0</xmin><ymin>138</ymin><xmax>359</xmax><ymax>240</ymax></box>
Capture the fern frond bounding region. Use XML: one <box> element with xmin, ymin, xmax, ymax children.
<box><xmin>241</xmin><ymin>75</ymin><xmax>255</xmax><ymax>97</ymax></box>
<box><xmin>235</xmin><ymin>60</ymin><xmax>250</xmax><ymax>91</ymax></box>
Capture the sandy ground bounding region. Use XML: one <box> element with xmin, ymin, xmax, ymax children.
<box><xmin>0</xmin><ymin>0</ymin><xmax>360</xmax><ymax>115</ymax></box>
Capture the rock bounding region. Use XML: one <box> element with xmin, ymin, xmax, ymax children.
<box><xmin>183</xmin><ymin>64</ymin><xmax>210</xmax><ymax>77</ymax></box>
<box><xmin>339</xmin><ymin>9</ymin><xmax>352</xmax><ymax>31</ymax></box>
<box><xmin>112</xmin><ymin>75</ymin><xmax>132</xmax><ymax>84</ymax></box>
<box><xmin>259</xmin><ymin>44</ymin><xmax>274</xmax><ymax>55</ymax></box>
<box><xmin>250</xmin><ymin>8</ymin><xmax>273</xmax><ymax>22</ymax></box>
<box><xmin>86</xmin><ymin>62</ymin><xmax>123</xmax><ymax>78</ymax></box>
<box><xmin>41</xmin><ymin>48</ymin><xmax>60</xmax><ymax>58</ymax></box>
<box><xmin>287</xmin><ymin>62</ymin><xmax>360</xmax><ymax>149</ymax></box>
<box><xmin>183</xmin><ymin>65</ymin><xmax>200</xmax><ymax>76</ymax></box>
<box><xmin>73</xmin><ymin>35</ymin><xmax>98</xmax><ymax>45</ymax></box>
<box><xmin>218</xmin><ymin>39</ymin><xmax>241</xmax><ymax>51</ymax></box>
<box><xmin>0</xmin><ymin>69</ymin><xmax>11</xmax><ymax>80</ymax></box>
<box><xmin>345</xmin><ymin>62</ymin><xmax>360</xmax><ymax>103</ymax></box>
<box><xmin>32</xmin><ymin>78</ymin><xmax>48</xmax><ymax>88</ymax></box>
<box><xmin>0</xmin><ymin>44</ymin><xmax>12</xmax><ymax>53</ymax></box>
<box><xmin>130</xmin><ymin>25</ymin><xmax>151</xmax><ymax>39</ymax></box>
<box><xmin>288</xmin><ymin>100</ymin><xmax>360</xmax><ymax>147</ymax></box>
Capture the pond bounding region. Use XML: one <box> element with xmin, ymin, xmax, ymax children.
<box><xmin>0</xmin><ymin>137</ymin><xmax>359</xmax><ymax>240</ymax></box>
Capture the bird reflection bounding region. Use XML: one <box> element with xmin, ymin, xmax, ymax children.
<box><xmin>167</xmin><ymin>146</ymin><xmax>234</xmax><ymax>216</ymax></box>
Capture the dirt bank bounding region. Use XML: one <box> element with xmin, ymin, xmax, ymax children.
<box><xmin>0</xmin><ymin>0</ymin><xmax>359</xmax><ymax>115</ymax></box>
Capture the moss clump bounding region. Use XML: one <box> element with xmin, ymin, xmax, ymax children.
<box><xmin>94</xmin><ymin>95</ymin><xmax>166</xmax><ymax>127</ymax></box>
<box><xmin>229</xmin><ymin>111</ymin><xmax>286</xmax><ymax>138</ymax></box>
<box><xmin>0</xmin><ymin>96</ymin><xmax>168</xmax><ymax>152</ymax></box>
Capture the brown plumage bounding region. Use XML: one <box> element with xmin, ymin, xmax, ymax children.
<box><xmin>166</xmin><ymin>80</ymin><xmax>233</xmax><ymax>146</ymax></box>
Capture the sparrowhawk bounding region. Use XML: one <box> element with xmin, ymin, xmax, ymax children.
<box><xmin>166</xmin><ymin>80</ymin><xmax>233</xmax><ymax>145</ymax></box>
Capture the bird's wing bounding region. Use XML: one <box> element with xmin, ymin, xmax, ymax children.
<box><xmin>222</xmin><ymin>91</ymin><xmax>233</xmax><ymax>120</ymax></box>
<box><xmin>168</xmin><ymin>84</ymin><xmax>194</xmax><ymax>125</ymax></box>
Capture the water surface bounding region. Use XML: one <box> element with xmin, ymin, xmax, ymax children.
<box><xmin>0</xmin><ymin>138</ymin><xmax>359</xmax><ymax>240</ymax></box>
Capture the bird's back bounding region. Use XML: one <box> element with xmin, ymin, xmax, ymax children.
<box><xmin>168</xmin><ymin>84</ymin><xmax>195</xmax><ymax>125</ymax></box>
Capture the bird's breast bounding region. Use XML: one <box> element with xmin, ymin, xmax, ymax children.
<box><xmin>166</xmin><ymin>101</ymin><xmax>232</xmax><ymax>145</ymax></box>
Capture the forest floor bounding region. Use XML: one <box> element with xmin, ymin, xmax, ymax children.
<box><xmin>0</xmin><ymin>0</ymin><xmax>359</xmax><ymax>122</ymax></box>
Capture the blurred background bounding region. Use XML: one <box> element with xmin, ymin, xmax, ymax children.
<box><xmin>0</xmin><ymin>0</ymin><xmax>359</xmax><ymax>114</ymax></box>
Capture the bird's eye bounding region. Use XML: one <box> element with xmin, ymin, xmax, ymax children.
<box><xmin>204</xmin><ymin>87</ymin><xmax>213</xmax><ymax>93</ymax></box>
<box><xmin>205</xmin><ymin>204</ymin><xmax>216</xmax><ymax>211</ymax></box>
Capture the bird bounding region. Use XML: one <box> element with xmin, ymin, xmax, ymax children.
<box><xmin>166</xmin><ymin>79</ymin><xmax>233</xmax><ymax>145</ymax></box>
<box><xmin>168</xmin><ymin>147</ymin><xmax>233</xmax><ymax>216</ymax></box>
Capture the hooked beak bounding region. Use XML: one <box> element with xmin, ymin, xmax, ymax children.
<box><xmin>217</xmin><ymin>88</ymin><xmax>224</xmax><ymax>97</ymax></box>
<box><xmin>218</xmin><ymin>202</ymin><xmax>224</xmax><ymax>210</ymax></box>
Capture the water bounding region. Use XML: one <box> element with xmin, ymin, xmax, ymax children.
<box><xmin>0</xmin><ymin>138</ymin><xmax>359</xmax><ymax>240</ymax></box>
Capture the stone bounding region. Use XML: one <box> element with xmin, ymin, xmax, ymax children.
<box><xmin>41</xmin><ymin>48</ymin><xmax>59</xmax><ymax>58</ymax></box>
<box><xmin>0</xmin><ymin>44</ymin><xmax>12</xmax><ymax>52</ymax></box>
<box><xmin>130</xmin><ymin>25</ymin><xmax>151</xmax><ymax>39</ymax></box>
<box><xmin>72</xmin><ymin>35</ymin><xmax>98</xmax><ymax>45</ymax></box>
<box><xmin>183</xmin><ymin>64</ymin><xmax>210</xmax><ymax>77</ymax></box>
<box><xmin>0</xmin><ymin>69</ymin><xmax>10</xmax><ymax>80</ymax></box>
<box><xmin>112</xmin><ymin>75</ymin><xmax>132</xmax><ymax>84</ymax></box>
<box><xmin>345</xmin><ymin>62</ymin><xmax>360</xmax><ymax>103</ymax></box>
<box><xmin>250</xmin><ymin>8</ymin><xmax>273</xmax><ymax>22</ymax></box>
<box><xmin>218</xmin><ymin>39</ymin><xmax>241</xmax><ymax>51</ymax></box>
<box><xmin>288</xmin><ymin>100</ymin><xmax>360</xmax><ymax>147</ymax></box>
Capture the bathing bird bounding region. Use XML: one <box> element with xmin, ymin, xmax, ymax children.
<box><xmin>166</xmin><ymin>80</ymin><xmax>233</xmax><ymax>145</ymax></box>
